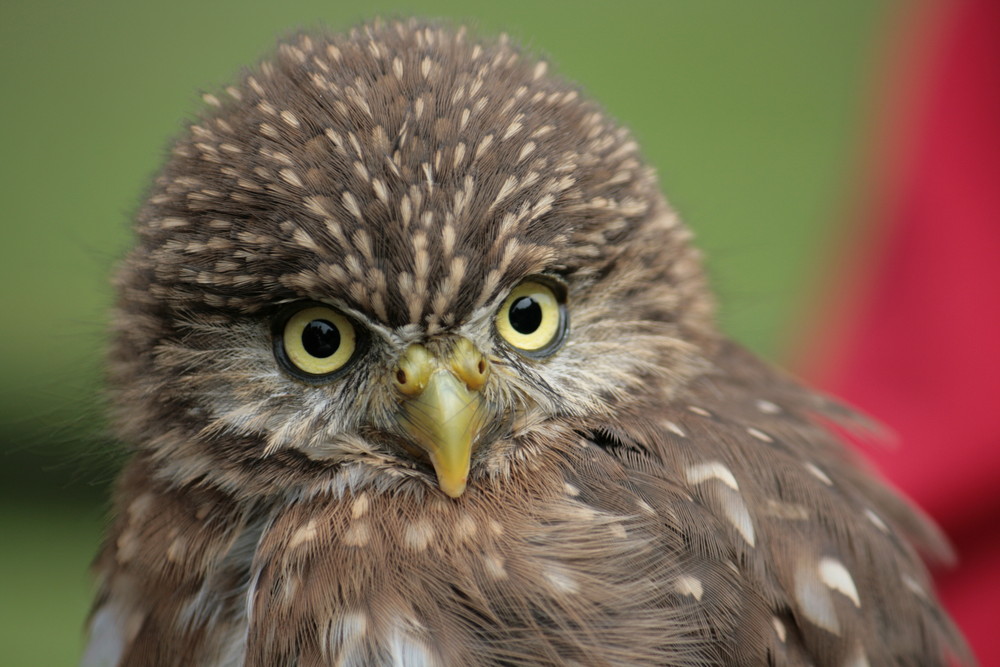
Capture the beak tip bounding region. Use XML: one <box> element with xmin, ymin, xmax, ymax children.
<box><xmin>439</xmin><ymin>478</ymin><xmax>468</xmax><ymax>498</ymax></box>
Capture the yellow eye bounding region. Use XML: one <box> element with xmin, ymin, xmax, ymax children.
<box><xmin>276</xmin><ymin>305</ymin><xmax>358</xmax><ymax>379</ymax></box>
<box><xmin>495</xmin><ymin>280</ymin><xmax>567</xmax><ymax>357</ymax></box>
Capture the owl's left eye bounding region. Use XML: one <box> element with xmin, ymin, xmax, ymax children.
<box><xmin>495</xmin><ymin>278</ymin><xmax>568</xmax><ymax>358</ymax></box>
<box><xmin>273</xmin><ymin>305</ymin><xmax>359</xmax><ymax>381</ymax></box>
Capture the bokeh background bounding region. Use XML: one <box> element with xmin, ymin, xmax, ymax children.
<box><xmin>1</xmin><ymin>1</ymin><xmax>901</xmax><ymax>663</ymax></box>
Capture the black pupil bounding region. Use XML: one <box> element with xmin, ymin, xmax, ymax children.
<box><xmin>509</xmin><ymin>296</ymin><xmax>543</xmax><ymax>334</ymax></box>
<box><xmin>301</xmin><ymin>319</ymin><xmax>340</xmax><ymax>358</ymax></box>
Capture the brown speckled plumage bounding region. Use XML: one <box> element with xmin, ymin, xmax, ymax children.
<box><xmin>85</xmin><ymin>19</ymin><xmax>971</xmax><ymax>667</ymax></box>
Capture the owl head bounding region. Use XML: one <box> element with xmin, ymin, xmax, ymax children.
<box><xmin>109</xmin><ymin>20</ymin><xmax>714</xmax><ymax>500</ymax></box>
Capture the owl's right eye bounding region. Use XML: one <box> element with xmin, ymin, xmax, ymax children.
<box><xmin>273</xmin><ymin>305</ymin><xmax>359</xmax><ymax>381</ymax></box>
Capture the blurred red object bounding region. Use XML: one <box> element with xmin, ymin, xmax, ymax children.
<box><xmin>802</xmin><ymin>0</ymin><xmax>1000</xmax><ymax>663</ymax></box>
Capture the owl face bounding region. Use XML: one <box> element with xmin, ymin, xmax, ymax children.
<box><xmin>142</xmin><ymin>258</ymin><xmax>702</xmax><ymax>501</ymax></box>
<box><xmin>110</xmin><ymin>23</ymin><xmax>714</xmax><ymax>500</ymax></box>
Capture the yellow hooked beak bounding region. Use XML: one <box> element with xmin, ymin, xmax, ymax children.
<box><xmin>393</xmin><ymin>339</ymin><xmax>490</xmax><ymax>498</ymax></box>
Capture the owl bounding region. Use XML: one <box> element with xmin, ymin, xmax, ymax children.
<box><xmin>83</xmin><ymin>19</ymin><xmax>971</xmax><ymax>667</ymax></box>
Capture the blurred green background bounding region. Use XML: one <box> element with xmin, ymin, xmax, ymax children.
<box><xmin>1</xmin><ymin>1</ymin><xmax>896</xmax><ymax>663</ymax></box>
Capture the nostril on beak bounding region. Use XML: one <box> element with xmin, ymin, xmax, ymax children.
<box><xmin>468</xmin><ymin>358</ymin><xmax>489</xmax><ymax>389</ymax></box>
<box><xmin>395</xmin><ymin>344</ymin><xmax>433</xmax><ymax>396</ymax></box>
<box><xmin>451</xmin><ymin>338</ymin><xmax>489</xmax><ymax>391</ymax></box>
